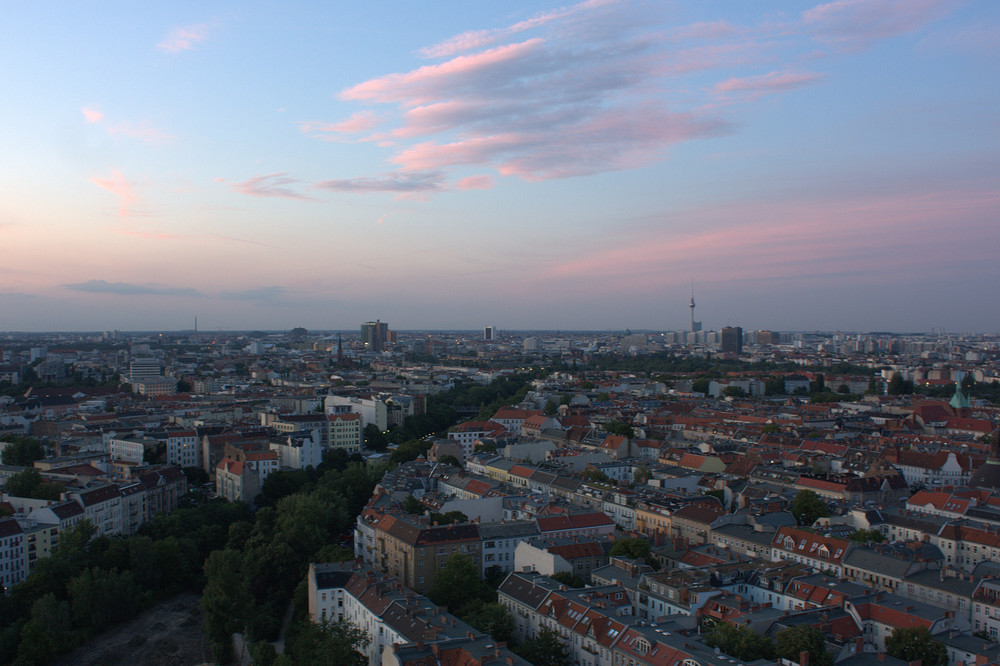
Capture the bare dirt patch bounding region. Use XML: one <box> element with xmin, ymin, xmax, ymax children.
<box><xmin>53</xmin><ymin>592</ymin><xmax>212</xmax><ymax>666</ymax></box>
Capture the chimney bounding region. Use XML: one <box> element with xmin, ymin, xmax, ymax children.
<box><xmin>800</xmin><ymin>651</ymin><xmax>810</xmax><ymax>666</ymax></box>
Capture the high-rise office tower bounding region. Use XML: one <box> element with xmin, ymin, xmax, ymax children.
<box><xmin>484</xmin><ymin>326</ymin><xmax>496</xmax><ymax>341</ymax></box>
<box><xmin>361</xmin><ymin>320</ymin><xmax>388</xmax><ymax>352</ymax></box>
<box><xmin>721</xmin><ymin>326</ymin><xmax>743</xmax><ymax>355</ymax></box>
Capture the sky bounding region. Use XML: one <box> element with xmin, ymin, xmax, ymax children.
<box><xmin>1</xmin><ymin>0</ymin><xmax>998</xmax><ymax>333</ymax></box>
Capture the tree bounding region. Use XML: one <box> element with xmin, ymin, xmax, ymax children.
<box><xmin>765</xmin><ymin>377</ymin><xmax>786</xmax><ymax>395</ymax></box>
<box><xmin>201</xmin><ymin>548</ymin><xmax>253</xmax><ymax>663</ymax></box>
<box><xmin>887</xmin><ymin>372</ymin><xmax>913</xmax><ymax>395</ymax></box>
<box><xmin>810</xmin><ymin>374</ymin><xmax>825</xmax><ymax>393</ymax></box>
<box><xmin>692</xmin><ymin>378</ymin><xmax>711</xmax><ymax>395</ymax></box>
<box><xmin>775</xmin><ymin>624</ymin><xmax>832</xmax><ymax>666</ymax></box>
<box><xmin>705</xmin><ymin>623</ymin><xmax>774</xmax><ymax>661</ymax></box>
<box><xmin>610</xmin><ymin>537</ymin><xmax>651</xmax><ymax>560</ymax></box>
<box><xmin>364</xmin><ymin>423</ymin><xmax>388</xmax><ymax>452</ymax></box>
<box><xmin>517</xmin><ymin>627</ymin><xmax>571</xmax><ymax>666</ymax></box>
<box><xmin>461</xmin><ymin>601</ymin><xmax>515</xmax><ymax>644</ymax></box>
<box><xmin>3</xmin><ymin>467</ymin><xmax>64</xmax><ymax>500</ymax></box>
<box><xmin>722</xmin><ymin>386</ymin><xmax>747</xmax><ymax>398</ymax></box>
<box><xmin>885</xmin><ymin>627</ymin><xmax>947</xmax><ymax>666</ymax></box>
<box><xmin>790</xmin><ymin>489</ymin><xmax>829</xmax><ymax>526</ymax></box>
<box><xmin>429</xmin><ymin>553</ymin><xmax>491</xmax><ymax>612</ymax></box>
<box><xmin>866</xmin><ymin>375</ymin><xmax>882</xmax><ymax>394</ymax></box>
<box><xmin>848</xmin><ymin>529</ymin><xmax>885</xmax><ymax>543</ymax></box>
<box><xmin>429</xmin><ymin>510</ymin><xmax>468</xmax><ymax>525</ymax></box>
<box><xmin>403</xmin><ymin>495</ymin><xmax>423</xmax><ymax>514</ymax></box>
<box><xmin>438</xmin><ymin>454</ymin><xmax>461</xmax><ymax>467</ymax></box>
<box><xmin>14</xmin><ymin>593</ymin><xmax>76</xmax><ymax>664</ymax></box>
<box><xmin>604</xmin><ymin>420</ymin><xmax>634</xmax><ymax>438</ymax></box>
<box><xmin>550</xmin><ymin>571</ymin><xmax>586</xmax><ymax>588</ymax></box>
<box><xmin>837</xmin><ymin>383</ymin><xmax>850</xmax><ymax>394</ymax></box>
<box><xmin>0</xmin><ymin>436</ymin><xmax>44</xmax><ymax>466</ymax></box>
<box><xmin>5</xmin><ymin>468</ymin><xmax>42</xmax><ymax>497</ymax></box>
<box><xmin>287</xmin><ymin>617</ymin><xmax>368</xmax><ymax>666</ymax></box>
<box><xmin>182</xmin><ymin>466</ymin><xmax>209</xmax><ymax>486</ymax></box>
<box><xmin>544</xmin><ymin>399</ymin><xmax>558</xmax><ymax>416</ymax></box>
<box><xmin>176</xmin><ymin>379</ymin><xmax>193</xmax><ymax>393</ymax></box>
<box><xmin>582</xmin><ymin>468</ymin><xmax>610</xmax><ymax>483</ymax></box>
<box><xmin>67</xmin><ymin>567</ymin><xmax>141</xmax><ymax>634</ymax></box>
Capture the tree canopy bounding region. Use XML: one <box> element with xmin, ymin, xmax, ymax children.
<box><xmin>0</xmin><ymin>436</ymin><xmax>45</xmax><ymax>466</ymax></box>
<box><xmin>428</xmin><ymin>553</ymin><xmax>493</xmax><ymax>614</ymax></box>
<box><xmin>774</xmin><ymin>624</ymin><xmax>831</xmax><ymax>666</ymax></box>
<box><xmin>704</xmin><ymin>623</ymin><xmax>774</xmax><ymax>661</ymax></box>
<box><xmin>885</xmin><ymin>626</ymin><xmax>948</xmax><ymax>666</ymax></box>
<box><xmin>516</xmin><ymin>627</ymin><xmax>571</xmax><ymax>666</ymax></box>
<box><xmin>790</xmin><ymin>489</ymin><xmax>829</xmax><ymax>526</ymax></box>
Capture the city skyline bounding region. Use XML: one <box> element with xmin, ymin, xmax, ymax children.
<box><xmin>2</xmin><ymin>1</ymin><xmax>998</xmax><ymax>332</ymax></box>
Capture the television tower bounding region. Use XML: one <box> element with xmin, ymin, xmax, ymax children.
<box><xmin>689</xmin><ymin>284</ymin><xmax>696</xmax><ymax>333</ymax></box>
<box><xmin>688</xmin><ymin>281</ymin><xmax>701</xmax><ymax>341</ymax></box>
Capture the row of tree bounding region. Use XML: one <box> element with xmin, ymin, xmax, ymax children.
<box><xmin>705</xmin><ymin>621</ymin><xmax>947</xmax><ymax>666</ymax></box>
<box><xmin>0</xmin><ymin>499</ymin><xmax>249</xmax><ymax>664</ymax></box>
<box><xmin>200</xmin><ymin>457</ymin><xmax>387</xmax><ymax>663</ymax></box>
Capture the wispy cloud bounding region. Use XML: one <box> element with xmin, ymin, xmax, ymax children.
<box><xmin>298</xmin><ymin>111</ymin><xmax>380</xmax><ymax>138</ymax></box>
<box><xmin>308</xmin><ymin>0</ymin><xmax>959</xmax><ymax>192</ymax></box>
<box><xmin>418</xmin><ymin>0</ymin><xmax>620</xmax><ymax>58</ymax></box>
<box><xmin>804</xmin><ymin>0</ymin><xmax>960</xmax><ymax>49</ymax></box>
<box><xmin>714</xmin><ymin>70</ymin><xmax>824</xmax><ymax>100</ymax></box>
<box><xmin>64</xmin><ymin>280</ymin><xmax>201</xmax><ymax>296</ymax></box>
<box><xmin>455</xmin><ymin>175</ymin><xmax>494</xmax><ymax>190</ymax></box>
<box><xmin>157</xmin><ymin>24</ymin><xmax>210</xmax><ymax>53</ymax></box>
<box><xmin>314</xmin><ymin>171</ymin><xmax>446</xmax><ymax>194</ymax></box>
<box><xmin>82</xmin><ymin>107</ymin><xmax>104</xmax><ymax>124</ymax></box>
<box><xmin>107</xmin><ymin>121</ymin><xmax>173</xmax><ymax>144</ymax></box>
<box><xmin>229</xmin><ymin>173</ymin><xmax>315</xmax><ymax>201</ymax></box>
<box><xmin>90</xmin><ymin>169</ymin><xmax>137</xmax><ymax>218</ymax></box>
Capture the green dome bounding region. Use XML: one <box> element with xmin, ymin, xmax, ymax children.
<box><xmin>949</xmin><ymin>383</ymin><xmax>971</xmax><ymax>410</ymax></box>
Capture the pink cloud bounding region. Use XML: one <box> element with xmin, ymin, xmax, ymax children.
<box><xmin>341</xmin><ymin>38</ymin><xmax>547</xmax><ymax>106</ymax></box>
<box><xmin>803</xmin><ymin>0</ymin><xmax>960</xmax><ymax>48</ymax></box>
<box><xmin>393</xmin><ymin>106</ymin><xmax>730</xmax><ymax>180</ymax></box>
<box><xmin>455</xmin><ymin>175</ymin><xmax>494</xmax><ymax>190</ymax></box>
<box><xmin>324</xmin><ymin>0</ymin><xmax>959</xmax><ymax>195</ymax></box>
<box><xmin>90</xmin><ymin>169</ymin><xmax>137</xmax><ymax>218</ymax></box>
<box><xmin>714</xmin><ymin>70</ymin><xmax>824</xmax><ymax>97</ymax></box>
<box><xmin>298</xmin><ymin>111</ymin><xmax>380</xmax><ymax>138</ymax></box>
<box><xmin>107</xmin><ymin>121</ymin><xmax>173</xmax><ymax>144</ymax></box>
<box><xmin>81</xmin><ymin>107</ymin><xmax>104</xmax><ymax>124</ymax></box>
<box><xmin>419</xmin><ymin>0</ymin><xmax>620</xmax><ymax>58</ymax></box>
<box><xmin>157</xmin><ymin>24</ymin><xmax>210</xmax><ymax>53</ymax></box>
<box><xmin>230</xmin><ymin>173</ymin><xmax>315</xmax><ymax>201</ymax></box>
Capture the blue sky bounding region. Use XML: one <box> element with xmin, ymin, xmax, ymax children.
<box><xmin>1</xmin><ymin>0</ymin><xmax>998</xmax><ymax>332</ymax></box>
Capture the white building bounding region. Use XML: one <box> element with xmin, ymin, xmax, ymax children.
<box><xmin>166</xmin><ymin>429</ymin><xmax>200</xmax><ymax>468</ymax></box>
<box><xmin>0</xmin><ymin>518</ymin><xmax>26</xmax><ymax>591</ymax></box>
<box><xmin>325</xmin><ymin>395</ymin><xmax>388</xmax><ymax>431</ymax></box>
<box><xmin>108</xmin><ymin>437</ymin><xmax>146</xmax><ymax>464</ymax></box>
<box><xmin>270</xmin><ymin>432</ymin><xmax>323</xmax><ymax>469</ymax></box>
